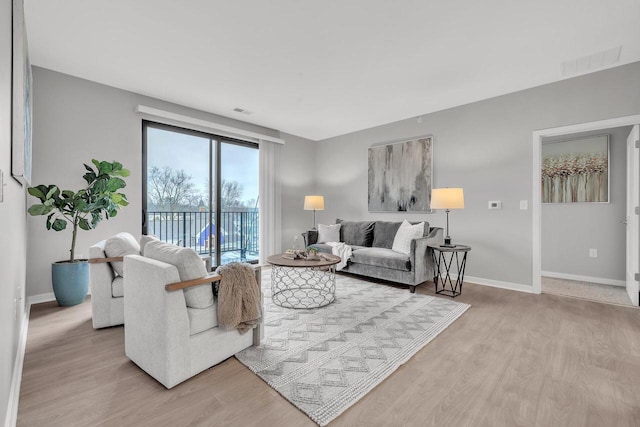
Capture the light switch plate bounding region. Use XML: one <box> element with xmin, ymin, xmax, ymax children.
<box><xmin>488</xmin><ymin>201</ymin><xmax>502</xmax><ymax>210</ymax></box>
<box><xmin>520</xmin><ymin>200</ymin><xmax>528</xmax><ymax>210</ymax></box>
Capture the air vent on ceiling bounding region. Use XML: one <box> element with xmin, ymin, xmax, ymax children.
<box><xmin>561</xmin><ymin>46</ymin><xmax>621</xmax><ymax>76</ymax></box>
<box><xmin>233</xmin><ymin>107</ymin><xmax>253</xmax><ymax>115</ymax></box>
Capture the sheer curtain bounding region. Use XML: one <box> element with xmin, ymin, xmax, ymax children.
<box><xmin>259</xmin><ymin>140</ymin><xmax>282</xmax><ymax>264</ymax></box>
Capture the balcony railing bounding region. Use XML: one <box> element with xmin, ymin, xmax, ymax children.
<box><xmin>146</xmin><ymin>210</ymin><xmax>259</xmax><ymax>263</ymax></box>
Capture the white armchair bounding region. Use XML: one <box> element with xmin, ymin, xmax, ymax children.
<box><xmin>88</xmin><ymin>240</ymin><xmax>125</xmax><ymax>328</ymax></box>
<box><xmin>123</xmin><ymin>253</ymin><xmax>262</xmax><ymax>389</ymax></box>
<box><xmin>89</xmin><ymin>232</ymin><xmax>142</xmax><ymax>328</ymax></box>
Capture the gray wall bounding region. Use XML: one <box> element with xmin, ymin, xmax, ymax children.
<box><xmin>280</xmin><ymin>133</ymin><xmax>316</xmax><ymax>250</ymax></box>
<box><xmin>542</xmin><ymin>126</ymin><xmax>630</xmax><ymax>282</ymax></box>
<box><xmin>315</xmin><ymin>61</ymin><xmax>640</xmax><ymax>288</ymax></box>
<box><xmin>29</xmin><ymin>67</ymin><xmax>315</xmax><ymax>297</ymax></box>
<box><xmin>0</xmin><ymin>0</ymin><xmax>28</xmax><ymax>422</ymax></box>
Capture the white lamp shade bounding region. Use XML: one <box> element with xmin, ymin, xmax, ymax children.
<box><xmin>304</xmin><ymin>195</ymin><xmax>325</xmax><ymax>210</ymax></box>
<box><xmin>430</xmin><ymin>188</ymin><xmax>465</xmax><ymax>209</ymax></box>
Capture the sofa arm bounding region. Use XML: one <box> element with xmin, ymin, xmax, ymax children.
<box><xmin>124</xmin><ymin>255</ymin><xmax>191</xmax><ymax>388</ymax></box>
<box><xmin>409</xmin><ymin>227</ymin><xmax>444</xmax><ymax>284</ymax></box>
<box><xmin>426</xmin><ymin>227</ymin><xmax>444</xmax><ymax>246</ymax></box>
<box><xmin>302</xmin><ymin>230</ymin><xmax>318</xmax><ymax>247</ymax></box>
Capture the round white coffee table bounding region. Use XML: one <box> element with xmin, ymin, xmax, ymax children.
<box><xmin>266</xmin><ymin>253</ymin><xmax>341</xmax><ymax>308</ymax></box>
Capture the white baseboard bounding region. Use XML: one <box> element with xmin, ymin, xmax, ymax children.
<box><xmin>27</xmin><ymin>292</ymin><xmax>56</xmax><ymax>305</ymax></box>
<box><xmin>541</xmin><ymin>271</ymin><xmax>625</xmax><ymax>287</ymax></box>
<box><xmin>27</xmin><ymin>287</ymin><xmax>93</xmax><ymax>306</ymax></box>
<box><xmin>463</xmin><ymin>275</ymin><xmax>537</xmax><ymax>294</ymax></box>
<box><xmin>4</xmin><ymin>303</ymin><xmax>31</xmax><ymax>427</ymax></box>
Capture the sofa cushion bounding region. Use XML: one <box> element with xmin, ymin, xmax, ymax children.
<box><xmin>310</xmin><ymin>243</ymin><xmax>366</xmax><ymax>254</ymax></box>
<box><xmin>350</xmin><ymin>248</ymin><xmax>411</xmax><ymax>271</ymax></box>
<box><xmin>187</xmin><ymin>304</ymin><xmax>218</xmax><ymax>335</ymax></box>
<box><xmin>336</xmin><ymin>219</ymin><xmax>375</xmax><ymax>246</ymax></box>
<box><xmin>392</xmin><ymin>220</ymin><xmax>425</xmax><ymax>255</ymax></box>
<box><xmin>317</xmin><ymin>223</ymin><xmax>341</xmax><ymax>243</ymax></box>
<box><xmin>104</xmin><ymin>232</ymin><xmax>141</xmax><ymax>276</ymax></box>
<box><xmin>144</xmin><ymin>240</ymin><xmax>213</xmax><ymax>309</ymax></box>
<box><xmin>111</xmin><ymin>276</ymin><xmax>124</xmax><ymax>298</ymax></box>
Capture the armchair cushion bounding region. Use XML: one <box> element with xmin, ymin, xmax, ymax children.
<box><xmin>139</xmin><ymin>234</ymin><xmax>159</xmax><ymax>255</ymax></box>
<box><xmin>187</xmin><ymin>305</ymin><xmax>218</xmax><ymax>335</ymax></box>
<box><xmin>144</xmin><ymin>240</ymin><xmax>213</xmax><ymax>309</ymax></box>
<box><xmin>112</xmin><ymin>276</ymin><xmax>124</xmax><ymax>298</ymax></box>
<box><xmin>104</xmin><ymin>232</ymin><xmax>141</xmax><ymax>275</ymax></box>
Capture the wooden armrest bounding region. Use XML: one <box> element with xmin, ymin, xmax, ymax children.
<box><xmin>88</xmin><ymin>256</ymin><xmax>124</xmax><ymax>264</ymax></box>
<box><xmin>165</xmin><ymin>273</ymin><xmax>222</xmax><ymax>291</ymax></box>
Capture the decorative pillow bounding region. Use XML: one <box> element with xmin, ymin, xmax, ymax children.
<box><xmin>391</xmin><ymin>220</ymin><xmax>425</xmax><ymax>255</ymax></box>
<box><xmin>144</xmin><ymin>240</ymin><xmax>213</xmax><ymax>309</ymax></box>
<box><xmin>372</xmin><ymin>221</ymin><xmax>403</xmax><ymax>248</ymax></box>
<box><xmin>139</xmin><ymin>234</ymin><xmax>159</xmax><ymax>255</ymax></box>
<box><xmin>336</xmin><ymin>219</ymin><xmax>375</xmax><ymax>246</ymax></box>
<box><xmin>317</xmin><ymin>223</ymin><xmax>341</xmax><ymax>243</ymax></box>
<box><xmin>104</xmin><ymin>232</ymin><xmax>141</xmax><ymax>276</ymax></box>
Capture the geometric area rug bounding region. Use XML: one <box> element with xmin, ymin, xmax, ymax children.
<box><xmin>236</xmin><ymin>273</ymin><xmax>470</xmax><ymax>426</ymax></box>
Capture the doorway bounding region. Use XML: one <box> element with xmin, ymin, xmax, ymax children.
<box><xmin>532</xmin><ymin>115</ymin><xmax>640</xmax><ymax>306</ymax></box>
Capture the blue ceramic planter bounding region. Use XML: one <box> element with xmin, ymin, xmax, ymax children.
<box><xmin>51</xmin><ymin>261</ymin><xmax>89</xmax><ymax>307</ymax></box>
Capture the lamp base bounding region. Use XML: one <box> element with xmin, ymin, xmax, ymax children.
<box><xmin>441</xmin><ymin>236</ymin><xmax>455</xmax><ymax>248</ymax></box>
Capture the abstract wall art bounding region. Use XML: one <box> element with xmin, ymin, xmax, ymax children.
<box><xmin>541</xmin><ymin>135</ymin><xmax>609</xmax><ymax>203</ymax></box>
<box><xmin>368</xmin><ymin>136</ymin><xmax>433</xmax><ymax>212</ymax></box>
<box><xmin>11</xmin><ymin>0</ymin><xmax>33</xmax><ymax>186</ymax></box>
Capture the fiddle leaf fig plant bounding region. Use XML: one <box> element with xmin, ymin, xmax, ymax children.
<box><xmin>27</xmin><ymin>159</ymin><xmax>130</xmax><ymax>262</ymax></box>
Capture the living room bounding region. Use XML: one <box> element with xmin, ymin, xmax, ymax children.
<box><xmin>2</xmin><ymin>1</ymin><xmax>640</xmax><ymax>426</ymax></box>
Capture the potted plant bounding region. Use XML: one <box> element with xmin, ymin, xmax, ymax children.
<box><xmin>306</xmin><ymin>247</ymin><xmax>319</xmax><ymax>260</ymax></box>
<box><xmin>27</xmin><ymin>160</ymin><xmax>130</xmax><ymax>306</ymax></box>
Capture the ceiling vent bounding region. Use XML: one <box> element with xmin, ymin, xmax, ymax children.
<box><xmin>561</xmin><ymin>46</ymin><xmax>621</xmax><ymax>76</ymax></box>
<box><xmin>233</xmin><ymin>107</ymin><xmax>253</xmax><ymax>115</ymax></box>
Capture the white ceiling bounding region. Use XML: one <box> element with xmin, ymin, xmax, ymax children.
<box><xmin>24</xmin><ymin>0</ymin><xmax>640</xmax><ymax>141</ymax></box>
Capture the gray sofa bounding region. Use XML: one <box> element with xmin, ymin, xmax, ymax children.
<box><xmin>303</xmin><ymin>219</ymin><xmax>443</xmax><ymax>292</ymax></box>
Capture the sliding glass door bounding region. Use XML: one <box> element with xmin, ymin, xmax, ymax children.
<box><xmin>143</xmin><ymin>121</ymin><xmax>259</xmax><ymax>267</ymax></box>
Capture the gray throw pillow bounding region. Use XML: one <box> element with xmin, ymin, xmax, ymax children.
<box><xmin>336</xmin><ymin>219</ymin><xmax>375</xmax><ymax>246</ymax></box>
<box><xmin>144</xmin><ymin>240</ymin><xmax>213</xmax><ymax>309</ymax></box>
<box><xmin>104</xmin><ymin>232</ymin><xmax>141</xmax><ymax>276</ymax></box>
<box><xmin>372</xmin><ymin>222</ymin><xmax>403</xmax><ymax>248</ymax></box>
<box><xmin>317</xmin><ymin>223</ymin><xmax>341</xmax><ymax>243</ymax></box>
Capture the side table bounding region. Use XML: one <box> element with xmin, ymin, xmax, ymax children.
<box><xmin>429</xmin><ymin>244</ymin><xmax>471</xmax><ymax>298</ymax></box>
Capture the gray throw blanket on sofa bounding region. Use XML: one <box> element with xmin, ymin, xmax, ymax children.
<box><xmin>216</xmin><ymin>263</ymin><xmax>262</xmax><ymax>334</ymax></box>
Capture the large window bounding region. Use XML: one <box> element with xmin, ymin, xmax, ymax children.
<box><xmin>142</xmin><ymin>121</ymin><xmax>259</xmax><ymax>267</ymax></box>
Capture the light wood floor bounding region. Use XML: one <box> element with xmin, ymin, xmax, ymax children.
<box><xmin>18</xmin><ymin>280</ymin><xmax>640</xmax><ymax>427</ymax></box>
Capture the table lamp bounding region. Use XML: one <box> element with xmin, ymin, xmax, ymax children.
<box><xmin>430</xmin><ymin>188</ymin><xmax>464</xmax><ymax>247</ymax></box>
<box><xmin>304</xmin><ymin>195</ymin><xmax>325</xmax><ymax>230</ymax></box>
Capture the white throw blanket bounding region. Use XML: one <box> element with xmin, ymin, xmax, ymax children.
<box><xmin>326</xmin><ymin>242</ymin><xmax>352</xmax><ymax>270</ymax></box>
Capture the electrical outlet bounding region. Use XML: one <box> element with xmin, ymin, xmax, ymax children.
<box><xmin>520</xmin><ymin>200</ymin><xmax>528</xmax><ymax>210</ymax></box>
<box><xmin>589</xmin><ymin>248</ymin><xmax>598</xmax><ymax>258</ymax></box>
